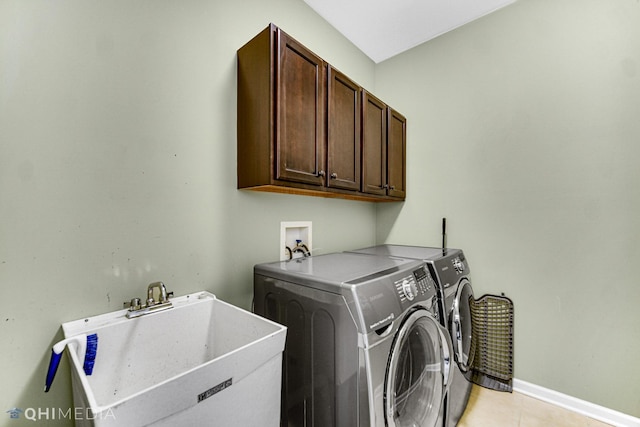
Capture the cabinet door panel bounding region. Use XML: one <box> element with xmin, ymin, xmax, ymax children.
<box><xmin>328</xmin><ymin>67</ymin><xmax>361</xmax><ymax>191</ymax></box>
<box><xmin>387</xmin><ymin>108</ymin><xmax>406</xmax><ymax>199</ymax></box>
<box><xmin>362</xmin><ymin>91</ymin><xmax>387</xmax><ymax>196</ymax></box>
<box><xmin>276</xmin><ymin>29</ymin><xmax>326</xmax><ymax>186</ymax></box>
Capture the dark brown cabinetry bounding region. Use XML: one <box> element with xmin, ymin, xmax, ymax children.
<box><xmin>362</xmin><ymin>91</ymin><xmax>388</xmax><ymax>196</ymax></box>
<box><xmin>275</xmin><ymin>29</ymin><xmax>326</xmax><ymax>186</ymax></box>
<box><xmin>237</xmin><ymin>24</ymin><xmax>406</xmax><ymax>202</ymax></box>
<box><xmin>362</xmin><ymin>91</ymin><xmax>406</xmax><ymax>199</ymax></box>
<box><xmin>387</xmin><ymin>108</ymin><xmax>407</xmax><ymax>199</ymax></box>
<box><xmin>328</xmin><ymin>66</ymin><xmax>361</xmax><ymax>192</ymax></box>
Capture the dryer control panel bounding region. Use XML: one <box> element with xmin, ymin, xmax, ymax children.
<box><xmin>429</xmin><ymin>249</ymin><xmax>470</xmax><ymax>290</ymax></box>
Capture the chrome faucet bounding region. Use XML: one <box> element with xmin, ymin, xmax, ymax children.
<box><xmin>147</xmin><ymin>281</ymin><xmax>168</xmax><ymax>305</ymax></box>
<box><xmin>125</xmin><ymin>281</ymin><xmax>174</xmax><ymax>319</ymax></box>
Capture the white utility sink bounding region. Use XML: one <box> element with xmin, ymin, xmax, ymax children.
<box><xmin>61</xmin><ymin>291</ymin><xmax>286</xmax><ymax>426</ymax></box>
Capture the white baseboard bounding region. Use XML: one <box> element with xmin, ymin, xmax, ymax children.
<box><xmin>512</xmin><ymin>379</ymin><xmax>640</xmax><ymax>427</ymax></box>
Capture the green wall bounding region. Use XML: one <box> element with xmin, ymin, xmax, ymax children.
<box><xmin>375</xmin><ymin>0</ymin><xmax>640</xmax><ymax>417</ymax></box>
<box><xmin>0</xmin><ymin>1</ymin><xmax>377</xmax><ymax>424</ymax></box>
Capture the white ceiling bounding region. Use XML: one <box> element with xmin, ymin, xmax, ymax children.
<box><xmin>303</xmin><ymin>0</ymin><xmax>517</xmax><ymax>63</ymax></box>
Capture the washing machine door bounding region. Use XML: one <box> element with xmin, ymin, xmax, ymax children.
<box><xmin>384</xmin><ymin>309</ymin><xmax>452</xmax><ymax>427</ymax></box>
<box><xmin>451</xmin><ymin>279</ymin><xmax>475</xmax><ymax>372</ymax></box>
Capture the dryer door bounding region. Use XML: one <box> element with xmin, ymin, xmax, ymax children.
<box><xmin>451</xmin><ymin>279</ymin><xmax>475</xmax><ymax>372</ymax></box>
<box><xmin>384</xmin><ymin>309</ymin><xmax>452</xmax><ymax>427</ymax></box>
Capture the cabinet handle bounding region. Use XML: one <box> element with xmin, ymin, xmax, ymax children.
<box><xmin>390</xmin><ymin>185</ymin><xmax>395</xmax><ymax>190</ymax></box>
<box><xmin>318</xmin><ymin>170</ymin><xmax>325</xmax><ymax>177</ymax></box>
<box><xmin>330</xmin><ymin>173</ymin><xmax>338</xmax><ymax>179</ymax></box>
<box><xmin>383</xmin><ymin>184</ymin><xmax>389</xmax><ymax>189</ymax></box>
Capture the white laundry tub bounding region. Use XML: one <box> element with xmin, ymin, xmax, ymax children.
<box><xmin>61</xmin><ymin>291</ymin><xmax>286</xmax><ymax>427</ymax></box>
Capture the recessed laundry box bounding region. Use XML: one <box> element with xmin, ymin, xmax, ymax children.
<box><xmin>59</xmin><ymin>291</ymin><xmax>286</xmax><ymax>427</ymax></box>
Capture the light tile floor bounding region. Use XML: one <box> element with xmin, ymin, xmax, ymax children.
<box><xmin>458</xmin><ymin>385</ymin><xmax>613</xmax><ymax>427</ymax></box>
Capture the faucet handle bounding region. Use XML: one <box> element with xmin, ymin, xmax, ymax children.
<box><xmin>124</xmin><ymin>298</ymin><xmax>142</xmax><ymax>310</ymax></box>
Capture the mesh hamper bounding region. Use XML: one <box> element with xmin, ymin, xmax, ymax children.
<box><xmin>469</xmin><ymin>294</ymin><xmax>514</xmax><ymax>392</ymax></box>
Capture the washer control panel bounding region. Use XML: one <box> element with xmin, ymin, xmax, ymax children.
<box><xmin>394</xmin><ymin>266</ymin><xmax>435</xmax><ymax>302</ymax></box>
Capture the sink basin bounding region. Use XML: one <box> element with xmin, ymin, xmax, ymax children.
<box><xmin>61</xmin><ymin>291</ymin><xmax>286</xmax><ymax>426</ymax></box>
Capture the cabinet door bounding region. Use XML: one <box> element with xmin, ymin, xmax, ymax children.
<box><xmin>327</xmin><ymin>66</ymin><xmax>361</xmax><ymax>191</ymax></box>
<box><xmin>387</xmin><ymin>108</ymin><xmax>406</xmax><ymax>199</ymax></box>
<box><xmin>362</xmin><ymin>91</ymin><xmax>387</xmax><ymax>196</ymax></box>
<box><xmin>276</xmin><ymin>28</ymin><xmax>327</xmax><ymax>186</ymax></box>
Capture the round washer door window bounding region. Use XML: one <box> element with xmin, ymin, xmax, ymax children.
<box><xmin>384</xmin><ymin>309</ymin><xmax>447</xmax><ymax>427</ymax></box>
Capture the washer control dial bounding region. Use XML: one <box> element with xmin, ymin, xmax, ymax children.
<box><xmin>401</xmin><ymin>278</ymin><xmax>418</xmax><ymax>301</ymax></box>
<box><xmin>452</xmin><ymin>257</ymin><xmax>465</xmax><ymax>274</ymax></box>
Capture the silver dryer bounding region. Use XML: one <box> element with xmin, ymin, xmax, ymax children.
<box><xmin>349</xmin><ymin>245</ymin><xmax>475</xmax><ymax>427</ymax></box>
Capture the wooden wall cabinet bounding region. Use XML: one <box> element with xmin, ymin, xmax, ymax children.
<box><xmin>327</xmin><ymin>65</ymin><xmax>361</xmax><ymax>192</ymax></box>
<box><xmin>237</xmin><ymin>24</ymin><xmax>406</xmax><ymax>202</ymax></box>
<box><xmin>387</xmin><ymin>107</ymin><xmax>407</xmax><ymax>199</ymax></box>
<box><xmin>275</xmin><ymin>28</ymin><xmax>326</xmax><ymax>186</ymax></box>
<box><xmin>362</xmin><ymin>91</ymin><xmax>406</xmax><ymax>199</ymax></box>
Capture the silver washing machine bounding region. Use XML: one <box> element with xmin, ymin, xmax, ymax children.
<box><xmin>349</xmin><ymin>245</ymin><xmax>475</xmax><ymax>427</ymax></box>
<box><xmin>254</xmin><ymin>252</ymin><xmax>453</xmax><ymax>427</ymax></box>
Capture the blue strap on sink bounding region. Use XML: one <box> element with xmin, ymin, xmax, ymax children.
<box><xmin>44</xmin><ymin>333</ymin><xmax>98</xmax><ymax>392</ymax></box>
<box><xmin>44</xmin><ymin>350</ymin><xmax>63</xmax><ymax>393</ymax></box>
